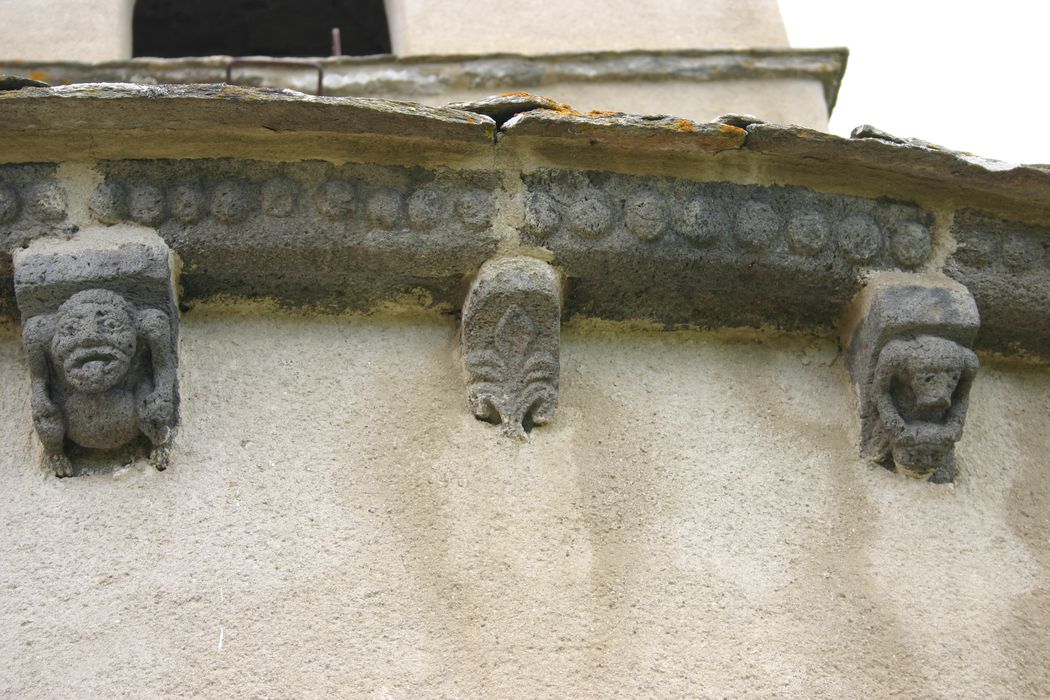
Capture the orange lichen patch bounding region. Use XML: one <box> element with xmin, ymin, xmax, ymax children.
<box><xmin>532</xmin><ymin>103</ymin><xmax>619</xmax><ymax>119</ymax></box>
<box><xmin>674</xmin><ymin>119</ymin><xmax>696</xmax><ymax>132</ymax></box>
<box><xmin>543</xmin><ymin>100</ymin><xmax>579</xmax><ymax>115</ymax></box>
<box><xmin>717</xmin><ymin>124</ymin><xmax>747</xmax><ymax>138</ymax></box>
<box><xmin>28</xmin><ymin>70</ymin><xmax>48</xmax><ymax>82</ymax></box>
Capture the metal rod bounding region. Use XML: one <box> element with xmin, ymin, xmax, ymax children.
<box><xmin>331</xmin><ymin>28</ymin><xmax>342</xmax><ymax>57</ymax></box>
<box><xmin>225</xmin><ymin>58</ymin><xmax>325</xmax><ymax>96</ymax></box>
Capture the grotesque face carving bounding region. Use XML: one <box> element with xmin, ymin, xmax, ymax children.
<box><xmin>50</xmin><ymin>290</ymin><xmax>137</xmax><ymax>393</ymax></box>
<box><xmin>874</xmin><ymin>335</ymin><xmax>979</xmax><ymax>480</ymax></box>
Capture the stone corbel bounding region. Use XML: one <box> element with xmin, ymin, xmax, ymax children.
<box><xmin>461</xmin><ymin>257</ymin><xmax>562</xmax><ymax>439</ymax></box>
<box><xmin>14</xmin><ymin>228</ymin><xmax>180</xmax><ymax>476</ymax></box>
<box><xmin>843</xmin><ymin>276</ymin><xmax>980</xmax><ymax>482</ymax></box>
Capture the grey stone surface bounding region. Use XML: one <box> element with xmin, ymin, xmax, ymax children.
<box><xmin>838</xmin><ymin>214</ymin><xmax>882</xmax><ymax>264</ymax></box>
<box><xmin>128</xmin><ymin>183</ymin><xmax>166</xmax><ymax>226</ymax></box>
<box><xmin>0</xmin><ymin>181</ymin><xmax>20</xmax><ymax>224</ymax></box>
<box><xmin>0</xmin><ymin>165</ymin><xmax>76</xmax><ymax>319</ymax></box>
<box><xmin>447</xmin><ymin>93</ymin><xmax>567</xmax><ymax>127</ymax></box>
<box><xmin>406</xmin><ymin>187</ymin><xmax>447</xmax><ymax>230</ymax></box>
<box><xmin>0</xmin><ymin>48</ymin><xmax>848</xmax><ymax>110</ymax></box>
<box><xmin>523</xmin><ymin>191</ymin><xmax>561</xmax><ymax>241</ymax></box>
<box><xmin>624</xmin><ymin>189</ymin><xmax>669</xmax><ymax>241</ymax></box>
<box><xmin>675</xmin><ymin>196</ymin><xmax>729</xmax><ymax>247</ymax></box>
<box><xmin>743</xmin><ymin>123</ymin><xmax>1050</xmax><ymax>214</ymax></box>
<box><xmin>786</xmin><ymin>210</ymin><xmax>830</xmax><ymax>255</ymax></box>
<box><xmin>14</xmin><ymin>230</ymin><xmax>180</xmax><ymax>476</ymax></box>
<box><xmin>714</xmin><ymin>113</ymin><xmax>766</xmax><ymax>128</ymax></box>
<box><xmin>889</xmin><ymin>221</ymin><xmax>932</xmax><ymax>269</ymax></box>
<box><xmin>89</xmin><ymin>180</ymin><xmax>127</xmax><ymax>224</ymax></box>
<box><xmin>23</xmin><ymin>181</ymin><xmax>67</xmax><ymax>223</ymax></box>
<box><xmin>0</xmin><ymin>165</ymin><xmax>73</xmax><ymax>246</ymax></box>
<box><xmin>260</xmin><ymin>177</ymin><xmax>298</xmax><ymax>218</ymax></box>
<box><xmin>461</xmin><ymin>257</ymin><xmax>561</xmax><ymax>439</ymax></box>
<box><xmin>520</xmin><ymin>169</ymin><xmax>934</xmax><ymax>331</ymax></box>
<box><xmin>0</xmin><ymin>90</ymin><xmax>1048</xmax><ymax>356</ymax></box>
<box><xmin>85</xmin><ymin>160</ymin><xmax>503</xmax><ymax>311</ymax></box>
<box><xmin>501</xmin><ymin>109</ymin><xmax>747</xmax><ymax>154</ymax></box>
<box><xmin>0</xmin><ymin>84</ymin><xmax>497</xmax><ymax>144</ymax></box>
<box><xmin>849</xmin><ymin>124</ymin><xmax>907</xmax><ymax>145</ymax></box>
<box><xmin>945</xmin><ymin>210</ymin><xmax>1050</xmax><ymax>356</ymax></box>
<box><xmin>734</xmin><ymin>200</ymin><xmax>779</xmax><ymax>250</ymax></box>
<box><xmin>845</xmin><ymin>281</ymin><xmax>980</xmax><ymax>482</ymax></box>
<box><xmin>0</xmin><ymin>75</ymin><xmax>49</xmax><ymax>90</ymax></box>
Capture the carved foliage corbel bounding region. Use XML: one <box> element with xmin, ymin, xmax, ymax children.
<box><xmin>844</xmin><ymin>279</ymin><xmax>980</xmax><ymax>482</ymax></box>
<box><xmin>461</xmin><ymin>257</ymin><xmax>562</xmax><ymax>439</ymax></box>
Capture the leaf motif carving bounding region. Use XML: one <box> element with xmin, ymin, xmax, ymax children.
<box><xmin>494</xmin><ymin>304</ymin><xmax>536</xmax><ymax>364</ymax></box>
<box><xmin>466</xmin><ymin>304</ymin><xmax>558</xmax><ymax>439</ymax></box>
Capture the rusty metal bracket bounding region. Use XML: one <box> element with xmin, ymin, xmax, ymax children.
<box><xmin>225</xmin><ymin>58</ymin><xmax>325</xmax><ymax>96</ymax></box>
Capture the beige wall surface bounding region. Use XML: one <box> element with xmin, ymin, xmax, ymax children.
<box><xmin>424</xmin><ymin>78</ymin><xmax>830</xmax><ymax>130</ymax></box>
<box><xmin>0</xmin><ymin>0</ymin><xmax>135</xmax><ymax>62</ymax></box>
<box><xmin>0</xmin><ymin>308</ymin><xmax>1047</xmax><ymax>697</ymax></box>
<box><xmin>0</xmin><ymin>0</ymin><xmax>789</xmax><ymax>63</ymax></box>
<box><xmin>385</xmin><ymin>0</ymin><xmax>790</xmax><ymax>56</ymax></box>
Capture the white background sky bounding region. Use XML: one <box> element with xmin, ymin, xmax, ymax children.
<box><xmin>777</xmin><ymin>0</ymin><xmax>1050</xmax><ymax>164</ymax></box>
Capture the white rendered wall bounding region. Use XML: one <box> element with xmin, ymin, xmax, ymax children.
<box><xmin>424</xmin><ymin>78</ymin><xmax>830</xmax><ymax>130</ymax></box>
<box><xmin>0</xmin><ymin>0</ymin><xmax>788</xmax><ymax>63</ymax></box>
<box><xmin>384</xmin><ymin>0</ymin><xmax>790</xmax><ymax>55</ymax></box>
<box><xmin>0</xmin><ymin>0</ymin><xmax>135</xmax><ymax>62</ymax></box>
<box><xmin>1</xmin><ymin>309</ymin><xmax>1048</xmax><ymax>696</ymax></box>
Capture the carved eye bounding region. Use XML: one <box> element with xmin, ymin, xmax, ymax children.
<box><xmin>59</xmin><ymin>321</ymin><xmax>79</xmax><ymax>335</ymax></box>
<box><xmin>101</xmin><ymin>317</ymin><xmax>123</xmax><ymax>332</ymax></box>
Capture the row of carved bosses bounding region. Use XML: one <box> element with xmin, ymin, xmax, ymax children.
<box><xmin>1</xmin><ymin>175</ymin><xmax>933</xmax><ymax>270</ymax></box>
<box><xmin>14</xmin><ymin>233</ymin><xmax>978</xmax><ymax>482</ymax></box>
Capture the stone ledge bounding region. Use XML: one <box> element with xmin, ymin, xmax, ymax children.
<box><xmin>0</xmin><ymin>83</ymin><xmax>496</xmax><ymax>143</ymax></box>
<box><xmin>0</xmin><ymin>48</ymin><xmax>847</xmax><ymax>111</ymax></box>
<box><xmin>0</xmin><ymin>89</ymin><xmax>1048</xmax><ymax>357</ymax></box>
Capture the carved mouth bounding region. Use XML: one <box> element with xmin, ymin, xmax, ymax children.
<box><xmin>67</xmin><ymin>346</ymin><xmax>127</xmax><ymax>373</ymax></box>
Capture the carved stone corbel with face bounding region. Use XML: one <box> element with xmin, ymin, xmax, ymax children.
<box><xmin>844</xmin><ymin>280</ymin><xmax>981</xmax><ymax>482</ymax></box>
<box><xmin>15</xmin><ymin>230</ymin><xmax>180</xmax><ymax>476</ymax></box>
<box><xmin>869</xmin><ymin>334</ymin><xmax>979</xmax><ymax>480</ymax></box>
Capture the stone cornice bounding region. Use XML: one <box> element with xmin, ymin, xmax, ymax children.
<box><xmin>0</xmin><ymin>86</ymin><xmax>1048</xmax><ymax>358</ymax></box>
<box><xmin>0</xmin><ymin>47</ymin><xmax>848</xmax><ymax>111</ymax></box>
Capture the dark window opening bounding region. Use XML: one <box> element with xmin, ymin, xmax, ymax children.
<box><xmin>133</xmin><ymin>0</ymin><xmax>391</xmax><ymax>58</ymax></box>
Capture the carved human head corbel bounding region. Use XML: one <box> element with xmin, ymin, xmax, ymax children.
<box><xmin>15</xmin><ymin>230</ymin><xmax>180</xmax><ymax>476</ymax></box>
<box><xmin>870</xmin><ymin>334</ymin><xmax>979</xmax><ymax>480</ymax></box>
<box><xmin>845</xmin><ymin>279</ymin><xmax>981</xmax><ymax>483</ymax></box>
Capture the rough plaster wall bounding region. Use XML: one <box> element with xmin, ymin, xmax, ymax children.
<box><xmin>0</xmin><ymin>0</ymin><xmax>135</xmax><ymax>62</ymax></box>
<box><xmin>384</xmin><ymin>0</ymin><xmax>790</xmax><ymax>56</ymax></box>
<box><xmin>1</xmin><ymin>0</ymin><xmax>788</xmax><ymax>63</ymax></box>
<box><xmin>423</xmin><ymin>78</ymin><xmax>830</xmax><ymax>131</ymax></box>
<box><xmin>0</xmin><ymin>307</ymin><xmax>1048</xmax><ymax>698</ymax></box>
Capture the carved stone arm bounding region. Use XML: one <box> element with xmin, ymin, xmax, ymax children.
<box><xmin>942</xmin><ymin>348</ymin><xmax>979</xmax><ymax>434</ymax></box>
<box><xmin>22</xmin><ymin>313</ymin><xmax>65</xmax><ymax>455</ymax></box>
<box><xmin>136</xmin><ymin>307</ymin><xmax>176</xmax><ymax>446</ymax></box>
<box><xmin>872</xmin><ymin>342</ymin><xmax>908</xmax><ymax>437</ymax></box>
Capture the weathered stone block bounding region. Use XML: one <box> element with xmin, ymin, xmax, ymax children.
<box><xmin>461</xmin><ymin>257</ymin><xmax>561</xmax><ymax>439</ymax></box>
<box><xmin>843</xmin><ymin>278</ymin><xmax>980</xmax><ymax>483</ymax></box>
<box><xmin>87</xmin><ymin>159</ymin><xmax>502</xmax><ymax>313</ymax></box>
<box><xmin>945</xmin><ymin>210</ymin><xmax>1050</xmax><ymax>356</ymax></box>
<box><xmin>14</xmin><ymin>228</ymin><xmax>180</xmax><ymax>476</ymax></box>
<box><xmin>0</xmin><ymin>164</ymin><xmax>74</xmax><ymax>248</ymax></box>
<box><xmin>521</xmin><ymin>169</ymin><xmax>934</xmax><ymax>332</ymax></box>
